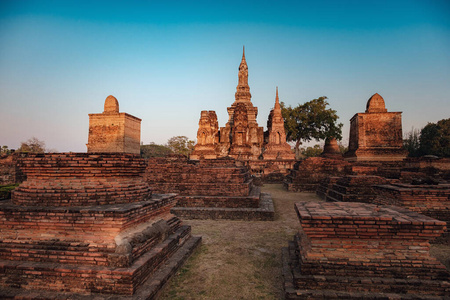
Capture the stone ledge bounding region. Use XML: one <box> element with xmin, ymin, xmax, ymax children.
<box><xmin>171</xmin><ymin>192</ymin><xmax>274</xmax><ymax>221</ymax></box>
<box><xmin>0</xmin><ymin>194</ymin><xmax>176</xmax><ymax>214</ymax></box>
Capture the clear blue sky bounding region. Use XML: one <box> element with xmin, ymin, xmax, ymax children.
<box><xmin>1</xmin><ymin>0</ymin><xmax>449</xmax><ymax>152</ymax></box>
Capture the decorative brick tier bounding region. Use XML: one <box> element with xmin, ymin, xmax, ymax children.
<box><xmin>13</xmin><ymin>153</ymin><xmax>151</xmax><ymax>206</ymax></box>
<box><xmin>0</xmin><ymin>153</ymin><xmax>201</xmax><ymax>297</ymax></box>
<box><xmin>283</xmin><ymin>201</ymin><xmax>450</xmax><ymax>299</ymax></box>
<box><xmin>145</xmin><ymin>156</ymin><xmax>274</xmax><ymax>220</ymax></box>
<box><xmin>325</xmin><ymin>175</ymin><xmax>388</xmax><ymax>203</ymax></box>
<box><xmin>284</xmin><ymin>157</ymin><xmax>351</xmax><ymax>192</ymax></box>
<box><xmin>0</xmin><ymin>195</ymin><xmax>178</xmax><ymax>263</ymax></box>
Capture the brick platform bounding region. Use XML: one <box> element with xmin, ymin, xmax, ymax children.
<box><xmin>283</xmin><ymin>201</ymin><xmax>450</xmax><ymax>299</ymax></box>
<box><xmin>0</xmin><ymin>153</ymin><xmax>201</xmax><ymax>297</ymax></box>
<box><xmin>145</xmin><ymin>156</ymin><xmax>274</xmax><ymax>220</ymax></box>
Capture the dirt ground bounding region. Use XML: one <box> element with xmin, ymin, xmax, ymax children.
<box><xmin>160</xmin><ymin>184</ymin><xmax>450</xmax><ymax>300</ymax></box>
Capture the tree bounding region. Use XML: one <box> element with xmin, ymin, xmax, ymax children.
<box><xmin>1</xmin><ymin>145</ymin><xmax>11</xmax><ymax>155</ymax></box>
<box><xmin>17</xmin><ymin>137</ymin><xmax>46</xmax><ymax>153</ymax></box>
<box><xmin>281</xmin><ymin>97</ymin><xmax>343</xmax><ymax>157</ymax></box>
<box><xmin>419</xmin><ymin>118</ymin><xmax>450</xmax><ymax>157</ymax></box>
<box><xmin>403</xmin><ymin>128</ymin><xmax>421</xmax><ymax>157</ymax></box>
<box><xmin>166</xmin><ymin>136</ymin><xmax>195</xmax><ymax>157</ymax></box>
<box><xmin>140</xmin><ymin>142</ymin><xmax>173</xmax><ymax>158</ymax></box>
<box><xmin>301</xmin><ymin>144</ymin><xmax>323</xmax><ymax>157</ymax></box>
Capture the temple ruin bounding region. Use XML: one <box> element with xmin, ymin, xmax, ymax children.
<box><xmin>190</xmin><ymin>48</ymin><xmax>295</xmax><ymax>177</ymax></box>
<box><xmin>283</xmin><ymin>201</ymin><xmax>449</xmax><ymax>299</ymax></box>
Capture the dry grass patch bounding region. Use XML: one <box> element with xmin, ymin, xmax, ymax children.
<box><xmin>160</xmin><ymin>183</ymin><xmax>450</xmax><ymax>299</ymax></box>
<box><xmin>160</xmin><ymin>184</ymin><xmax>317</xmax><ymax>299</ymax></box>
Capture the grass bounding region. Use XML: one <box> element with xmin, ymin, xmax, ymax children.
<box><xmin>0</xmin><ymin>183</ymin><xmax>19</xmax><ymax>199</ymax></box>
<box><xmin>160</xmin><ymin>184</ymin><xmax>450</xmax><ymax>300</ymax></box>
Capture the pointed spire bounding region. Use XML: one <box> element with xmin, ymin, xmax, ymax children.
<box><xmin>240</xmin><ymin>45</ymin><xmax>247</xmax><ymax>66</ymax></box>
<box><xmin>276</xmin><ymin>87</ymin><xmax>279</xmax><ymax>104</ymax></box>
<box><xmin>235</xmin><ymin>46</ymin><xmax>251</xmax><ymax>102</ymax></box>
<box><xmin>274</xmin><ymin>87</ymin><xmax>280</xmax><ymax>109</ymax></box>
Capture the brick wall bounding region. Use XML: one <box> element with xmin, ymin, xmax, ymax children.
<box><xmin>0</xmin><ymin>154</ymin><xmax>25</xmax><ymax>186</ymax></box>
<box><xmin>12</xmin><ymin>153</ymin><xmax>151</xmax><ymax>206</ymax></box>
<box><xmin>145</xmin><ymin>156</ymin><xmax>252</xmax><ymax>197</ymax></box>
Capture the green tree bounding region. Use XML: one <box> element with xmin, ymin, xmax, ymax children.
<box><xmin>419</xmin><ymin>118</ymin><xmax>450</xmax><ymax>157</ymax></box>
<box><xmin>403</xmin><ymin>128</ymin><xmax>421</xmax><ymax>157</ymax></box>
<box><xmin>281</xmin><ymin>97</ymin><xmax>343</xmax><ymax>157</ymax></box>
<box><xmin>17</xmin><ymin>137</ymin><xmax>46</xmax><ymax>153</ymax></box>
<box><xmin>140</xmin><ymin>142</ymin><xmax>173</xmax><ymax>158</ymax></box>
<box><xmin>1</xmin><ymin>145</ymin><xmax>11</xmax><ymax>155</ymax></box>
<box><xmin>166</xmin><ymin>136</ymin><xmax>195</xmax><ymax>157</ymax></box>
<box><xmin>301</xmin><ymin>144</ymin><xmax>323</xmax><ymax>157</ymax></box>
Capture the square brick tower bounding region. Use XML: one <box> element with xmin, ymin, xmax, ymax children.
<box><xmin>344</xmin><ymin>93</ymin><xmax>407</xmax><ymax>161</ymax></box>
<box><xmin>87</xmin><ymin>95</ymin><xmax>141</xmax><ymax>154</ymax></box>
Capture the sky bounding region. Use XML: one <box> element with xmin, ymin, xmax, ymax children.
<box><xmin>0</xmin><ymin>0</ymin><xmax>449</xmax><ymax>152</ymax></box>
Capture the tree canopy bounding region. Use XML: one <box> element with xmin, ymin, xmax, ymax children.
<box><xmin>419</xmin><ymin>118</ymin><xmax>450</xmax><ymax>157</ymax></box>
<box><xmin>403</xmin><ymin>118</ymin><xmax>450</xmax><ymax>157</ymax></box>
<box><xmin>140</xmin><ymin>143</ymin><xmax>173</xmax><ymax>158</ymax></box>
<box><xmin>17</xmin><ymin>137</ymin><xmax>46</xmax><ymax>153</ymax></box>
<box><xmin>281</xmin><ymin>97</ymin><xmax>343</xmax><ymax>156</ymax></box>
<box><xmin>166</xmin><ymin>136</ymin><xmax>195</xmax><ymax>157</ymax></box>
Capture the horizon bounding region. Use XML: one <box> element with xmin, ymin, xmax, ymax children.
<box><xmin>1</xmin><ymin>1</ymin><xmax>449</xmax><ymax>152</ymax></box>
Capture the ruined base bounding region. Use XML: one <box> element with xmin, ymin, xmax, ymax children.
<box><xmin>1</xmin><ymin>235</ymin><xmax>201</xmax><ymax>300</ymax></box>
<box><xmin>171</xmin><ymin>192</ymin><xmax>274</xmax><ymax>221</ymax></box>
<box><xmin>282</xmin><ymin>243</ymin><xmax>448</xmax><ymax>300</ymax></box>
<box><xmin>0</xmin><ymin>194</ymin><xmax>201</xmax><ymax>298</ymax></box>
<box><xmin>282</xmin><ymin>201</ymin><xmax>450</xmax><ymax>299</ymax></box>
